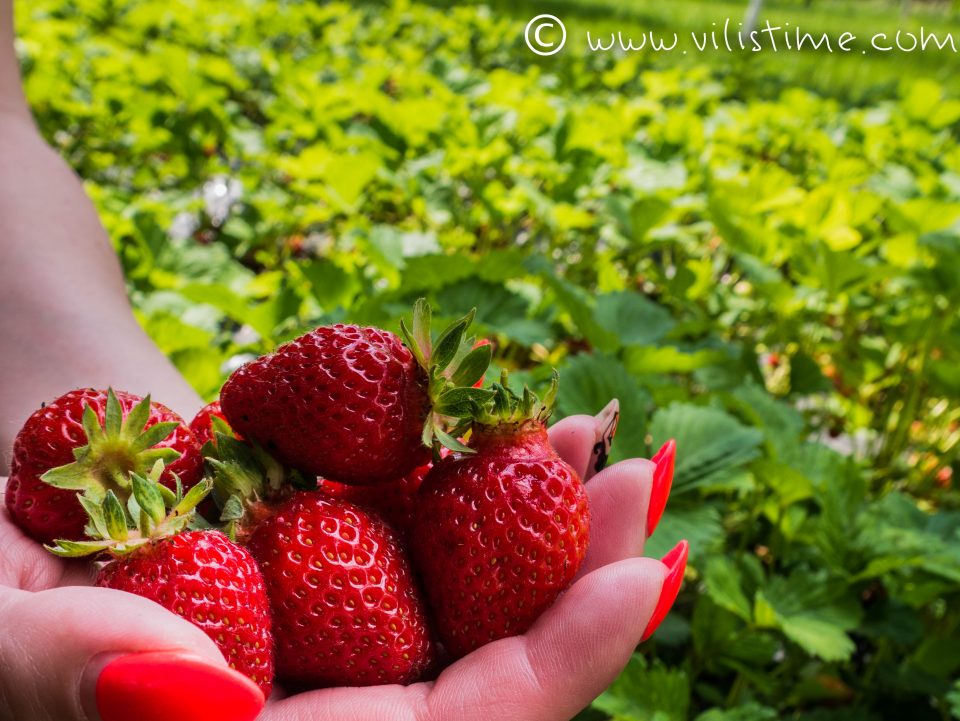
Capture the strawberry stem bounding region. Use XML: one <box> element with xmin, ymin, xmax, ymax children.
<box><xmin>399</xmin><ymin>299</ymin><xmax>495</xmax><ymax>454</ymax></box>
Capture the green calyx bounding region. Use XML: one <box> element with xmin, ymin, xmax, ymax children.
<box><xmin>400</xmin><ymin>298</ymin><xmax>495</xmax><ymax>454</ymax></box>
<box><xmin>45</xmin><ymin>460</ymin><xmax>212</xmax><ymax>558</ymax></box>
<box><xmin>202</xmin><ymin>427</ymin><xmax>307</xmax><ymax>540</ymax></box>
<box><xmin>472</xmin><ymin>369</ymin><xmax>559</xmax><ymax>431</ymax></box>
<box><xmin>40</xmin><ymin>388</ymin><xmax>181</xmax><ymax>503</ymax></box>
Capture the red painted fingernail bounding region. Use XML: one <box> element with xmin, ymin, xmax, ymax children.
<box><xmin>96</xmin><ymin>652</ymin><xmax>265</xmax><ymax>721</ymax></box>
<box><xmin>646</xmin><ymin>439</ymin><xmax>676</xmax><ymax>535</ymax></box>
<box><xmin>641</xmin><ymin>539</ymin><xmax>689</xmax><ymax>642</ymax></box>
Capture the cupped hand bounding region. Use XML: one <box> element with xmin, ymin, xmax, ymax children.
<box><xmin>0</xmin><ymin>404</ymin><xmax>681</xmax><ymax>721</ymax></box>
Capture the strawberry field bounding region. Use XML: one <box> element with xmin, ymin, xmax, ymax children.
<box><xmin>14</xmin><ymin>0</ymin><xmax>960</xmax><ymax>719</ymax></box>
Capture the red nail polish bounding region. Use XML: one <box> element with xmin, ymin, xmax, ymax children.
<box><xmin>96</xmin><ymin>652</ymin><xmax>265</xmax><ymax>721</ymax></box>
<box><xmin>641</xmin><ymin>539</ymin><xmax>689</xmax><ymax>642</ymax></box>
<box><xmin>646</xmin><ymin>439</ymin><xmax>676</xmax><ymax>535</ymax></box>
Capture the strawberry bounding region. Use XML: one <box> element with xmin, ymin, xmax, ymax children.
<box><xmin>5</xmin><ymin>388</ymin><xmax>202</xmax><ymax>544</ymax></box>
<box><xmin>246</xmin><ymin>491</ymin><xmax>436</xmax><ymax>688</ymax></box>
<box><xmin>189</xmin><ymin>400</ymin><xmax>238</xmax><ymax>448</ymax></box>
<box><xmin>409</xmin><ymin>372</ymin><xmax>590</xmax><ymax>660</ymax></box>
<box><xmin>96</xmin><ymin>531</ymin><xmax>273</xmax><ymax>696</ymax></box>
<box><xmin>319</xmin><ymin>466</ymin><xmax>427</xmax><ymax>537</ymax></box>
<box><xmin>219</xmin><ymin>301</ymin><xmax>493</xmax><ymax>485</ymax></box>
<box><xmin>47</xmin><ymin>465</ymin><xmax>274</xmax><ymax>697</ymax></box>
<box><xmin>318</xmin><ymin>449</ymin><xmax>454</xmax><ymax>536</ymax></box>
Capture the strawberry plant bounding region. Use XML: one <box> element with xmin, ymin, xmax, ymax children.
<box><xmin>12</xmin><ymin>0</ymin><xmax>960</xmax><ymax>718</ymax></box>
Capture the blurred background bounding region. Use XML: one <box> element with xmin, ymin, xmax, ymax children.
<box><xmin>13</xmin><ymin>0</ymin><xmax>960</xmax><ymax>718</ymax></box>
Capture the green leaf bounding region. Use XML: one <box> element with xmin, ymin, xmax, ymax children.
<box><xmin>401</xmin><ymin>254</ymin><xmax>476</xmax><ymax>293</ymax></box>
<box><xmin>41</xmin><ymin>462</ymin><xmax>95</xmax><ymax>491</ymax></box>
<box><xmin>104</xmin><ymin>389</ymin><xmax>123</xmax><ymax>437</ymax></box>
<box><xmin>759</xmin><ymin>572</ymin><xmax>862</xmax><ymax>662</ymax></box>
<box><xmin>121</xmin><ymin>394</ymin><xmax>152</xmax><ymax>440</ymax></box>
<box><xmin>174</xmin><ymin>479</ymin><xmax>213</xmax><ymax>517</ymax></box>
<box><xmin>729</xmin><ymin>384</ymin><xmax>804</xmax><ymax>458</ymax></box>
<box><xmin>595</xmin><ymin>291</ymin><xmax>674</xmax><ymax>347</ymax></box>
<box><xmin>219</xmin><ymin>494</ymin><xmax>246</xmax><ymax>523</ymax></box>
<box><xmin>624</xmin><ymin>346</ymin><xmax>725</xmax><ymax>374</ymax></box>
<box><xmin>102</xmin><ymin>491</ymin><xmax>130</xmax><ymax>541</ymax></box>
<box><xmin>435</xmin><ymin>428</ymin><xmax>473</xmax><ymax>454</ymax></box>
<box><xmin>704</xmin><ymin>556</ymin><xmax>752</xmax><ymax>621</ymax></box>
<box><xmin>553</xmin><ymin>353</ymin><xmax>650</xmax><ymax>463</ymax></box>
<box><xmin>649</xmin><ymin>404</ymin><xmax>764</xmax><ymax>495</ymax></box>
<box><xmin>645</xmin><ymin>503</ymin><xmax>723</xmax><ymax>561</ymax></box>
<box><xmin>451</xmin><ymin>344</ymin><xmax>492</xmax><ymax>387</ymax></box>
<box><xmin>436</xmin><ymin>279</ymin><xmax>548</xmax><ymax>347</ymax></box>
<box><xmin>300</xmin><ymin>259</ymin><xmax>359</xmax><ymax>310</ymax></box>
<box><xmin>129</xmin><ymin>422</ymin><xmax>179</xmax><ymax>453</ymax></box>
<box><xmin>591</xmin><ymin>654</ymin><xmax>689</xmax><ymax>721</ymax></box>
<box><xmin>539</xmin><ymin>273</ymin><xmax>617</xmax><ymax>351</ymax></box>
<box><xmin>81</xmin><ymin>403</ymin><xmax>103</xmax><ymax>445</ymax></box>
<box><xmin>131</xmin><ymin>473</ymin><xmax>166</xmax><ymax>526</ymax></box>
<box><xmin>410</xmin><ymin>298</ymin><xmax>433</xmax><ymax>363</ymax></box>
<box><xmin>434</xmin><ymin>387</ymin><xmax>493</xmax><ymax>417</ymax></box>
<box><xmin>139</xmin><ymin>447</ymin><xmax>183</xmax><ymax>468</ymax></box>
<box><xmin>78</xmin><ymin>494</ymin><xmax>109</xmax><ymax>540</ymax></box>
<box><xmin>432</xmin><ymin>309</ymin><xmax>474</xmax><ymax>373</ymax></box>
<box><xmin>947</xmin><ymin>679</ymin><xmax>960</xmax><ymax>719</ymax></box>
<box><xmin>45</xmin><ymin>540</ymin><xmax>109</xmax><ymax>558</ymax></box>
<box><xmin>695</xmin><ymin>704</ymin><xmax>778</xmax><ymax>721</ymax></box>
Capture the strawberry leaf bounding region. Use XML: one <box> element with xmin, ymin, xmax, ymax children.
<box><xmin>451</xmin><ymin>344</ymin><xmax>492</xmax><ymax>387</ymax></box>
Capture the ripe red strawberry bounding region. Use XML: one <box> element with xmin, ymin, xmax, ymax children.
<box><xmin>246</xmin><ymin>491</ymin><xmax>436</xmax><ymax>688</ymax></box>
<box><xmin>97</xmin><ymin>530</ymin><xmax>274</xmax><ymax>697</ymax></box>
<box><xmin>5</xmin><ymin>388</ymin><xmax>202</xmax><ymax>544</ymax></box>
<box><xmin>409</xmin><ymin>372</ymin><xmax>590</xmax><ymax>660</ymax></box>
<box><xmin>220</xmin><ymin>301</ymin><xmax>492</xmax><ymax>485</ymax></box>
<box><xmin>189</xmin><ymin>400</ymin><xmax>238</xmax><ymax>448</ymax></box>
<box><xmin>319</xmin><ymin>465</ymin><xmax>428</xmax><ymax>536</ymax></box>
<box><xmin>317</xmin><ymin>448</ymin><xmax>454</xmax><ymax>536</ymax></box>
<box><xmin>48</xmin><ymin>465</ymin><xmax>274</xmax><ymax>697</ymax></box>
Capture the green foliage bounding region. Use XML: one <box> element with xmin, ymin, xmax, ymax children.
<box><xmin>15</xmin><ymin>0</ymin><xmax>960</xmax><ymax>719</ymax></box>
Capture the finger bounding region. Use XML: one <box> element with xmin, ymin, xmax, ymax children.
<box><xmin>0</xmin><ymin>503</ymin><xmax>95</xmax><ymax>590</ymax></box>
<box><xmin>576</xmin><ymin>458</ymin><xmax>655</xmax><ymax>580</ymax></box>
<box><xmin>547</xmin><ymin>415</ymin><xmax>596</xmax><ymax>479</ymax></box>
<box><xmin>0</xmin><ymin>585</ymin><xmax>263</xmax><ymax>721</ymax></box>
<box><xmin>423</xmin><ymin>557</ymin><xmax>667</xmax><ymax>721</ymax></box>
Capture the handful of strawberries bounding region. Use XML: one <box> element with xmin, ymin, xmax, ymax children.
<box><xmin>4</xmin><ymin>300</ymin><xmax>676</xmax><ymax>697</ymax></box>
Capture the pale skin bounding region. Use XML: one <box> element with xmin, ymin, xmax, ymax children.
<box><xmin>0</xmin><ymin>2</ymin><xmax>670</xmax><ymax>719</ymax></box>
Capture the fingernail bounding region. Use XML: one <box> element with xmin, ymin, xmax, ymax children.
<box><xmin>646</xmin><ymin>439</ymin><xmax>676</xmax><ymax>535</ymax></box>
<box><xmin>641</xmin><ymin>539</ymin><xmax>689</xmax><ymax>642</ymax></box>
<box><xmin>587</xmin><ymin>398</ymin><xmax>619</xmax><ymax>479</ymax></box>
<box><xmin>96</xmin><ymin>652</ymin><xmax>264</xmax><ymax>721</ymax></box>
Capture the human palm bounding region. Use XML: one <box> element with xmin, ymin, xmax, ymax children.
<box><xmin>0</xmin><ymin>412</ymin><xmax>672</xmax><ymax>721</ymax></box>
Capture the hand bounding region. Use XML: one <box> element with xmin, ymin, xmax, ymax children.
<box><xmin>0</xmin><ymin>405</ymin><xmax>684</xmax><ymax>721</ymax></box>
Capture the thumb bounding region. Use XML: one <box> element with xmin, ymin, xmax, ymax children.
<box><xmin>0</xmin><ymin>585</ymin><xmax>264</xmax><ymax>721</ymax></box>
